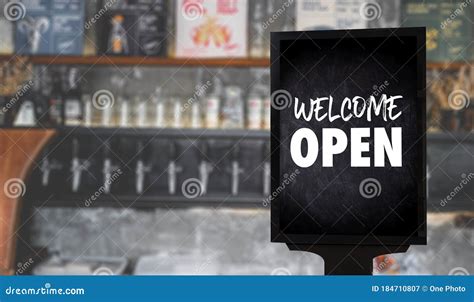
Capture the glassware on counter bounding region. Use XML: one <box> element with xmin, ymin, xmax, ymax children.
<box><xmin>82</xmin><ymin>94</ymin><xmax>92</xmax><ymax>127</ymax></box>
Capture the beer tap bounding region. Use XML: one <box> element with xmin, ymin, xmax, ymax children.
<box><xmin>198</xmin><ymin>142</ymin><xmax>213</xmax><ymax>195</ymax></box>
<box><xmin>39</xmin><ymin>153</ymin><xmax>62</xmax><ymax>187</ymax></box>
<box><xmin>228</xmin><ymin>145</ymin><xmax>244</xmax><ymax>196</ymax></box>
<box><xmin>167</xmin><ymin>142</ymin><xmax>182</xmax><ymax>195</ymax></box>
<box><xmin>263</xmin><ymin>143</ymin><xmax>271</xmax><ymax>196</ymax></box>
<box><xmin>71</xmin><ymin>138</ymin><xmax>90</xmax><ymax>193</ymax></box>
<box><xmin>135</xmin><ymin>141</ymin><xmax>151</xmax><ymax>195</ymax></box>
<box><xmin>102</xmin><ymin>142</ymin><xmax>118</xmax><ymax>194</ymax></box>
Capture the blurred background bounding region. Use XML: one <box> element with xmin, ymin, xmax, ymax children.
<box><xmin>0</xmin><ymin>0</ymin><xmax>472</xmax><ymax>276</ymax></box>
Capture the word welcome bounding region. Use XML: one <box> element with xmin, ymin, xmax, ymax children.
<box><xmin>290</xmin><ymin>94</ymin><xmax>404</xmax><ymax>168</ymax></box>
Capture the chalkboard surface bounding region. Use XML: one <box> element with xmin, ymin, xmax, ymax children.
<box><xmin>271</xmin><ymin>28</ymin><xmax>426</xmax><ymax>245</ymax></box>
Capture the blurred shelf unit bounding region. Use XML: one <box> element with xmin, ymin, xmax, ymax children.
<box><xmin>58</xmin><ymin>126</ymin><xmax>270</xmax><ymax>139</ymax></box>
<box><xmin>0</xmin><ymin>55</ymin><xmax>471</xmax><ymax>69</ymax></box>
<box><xmin>0</xmin><ymin>55</ymin><xmax>270</xmax><ymax>68</ymax></box>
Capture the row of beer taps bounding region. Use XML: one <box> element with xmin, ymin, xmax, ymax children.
<box><xmin>39</xmin><ymin>139</ymin><xmax>272</xmax><ymax>197</ymax></box>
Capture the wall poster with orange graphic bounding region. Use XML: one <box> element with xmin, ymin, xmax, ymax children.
<box><xmin>175</xmin><ymin>0</ymin><xmax>248</xmax><ymax>58</ymax></box>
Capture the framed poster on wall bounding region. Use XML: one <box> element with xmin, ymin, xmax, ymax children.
<box><xmin>270</xmin><ymin>28</ymin><xmax>427</xmax><ymax>247</ymax></box>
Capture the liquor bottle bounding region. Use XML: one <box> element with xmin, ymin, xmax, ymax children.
<box><xmin>250</xmin><ymin>2</ymin><xmax>266</xmax><ymax>58</ymax></box>
<box><xmin>101</xmin><ymin>97</ymin><xmax>113</xmax><ymax>127</ymax></box>
<box><xmin>205</xmin><ymin>77</ymin><xmax>222</xmax><ymax>129</ymax></box>
<box><xmin>117</xmin><ymin>95</ymin><xmax>130</xmax><ymax>127</ymax></box>
<box><xmin>152</xmin><ymin>88</ymin><xmax>165</xmax><ymax>128</ymax></box>
<box><xmin>247</xmin><ymin>85</ymin><xmax>263</xmax><ymax>129</ymax></box>
<box><xmin>171</xmin><ymin>97</ymin><xmax>182</xmax><ymax>128</ymax></box>
<box><xmin>222</xmin><ymin>86</ymin><xmax>244</xmax><ymax>129</ymax></box>
<box><xmin>134</xmin><ymin>95</ymin><xmax>148</xmax><ymax>127</ymax></box>
<box><xmin>263</xmin><ymin>85</ymin><xmax>271</xmax><ymax>130</ymax></box>
<box><xmin>64</xmin><ymin>68</ymin><xmax>82</xmax><ymax>126</ymax></box>
<box><xmin>82</xmin><ymin>94</ymin><xmax>93</xmax><ymax>127</ymax></box>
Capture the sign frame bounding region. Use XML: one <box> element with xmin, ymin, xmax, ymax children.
<box><xmin>270</xmin><ymin>27</ymin><xmax>427</xmax><ymax>247</ymax></box>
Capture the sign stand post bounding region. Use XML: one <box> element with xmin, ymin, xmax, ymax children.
<box><xmin>288</xmin><ymin>244</ymin><xmax>409</xmax><ymax>275</ymax></box>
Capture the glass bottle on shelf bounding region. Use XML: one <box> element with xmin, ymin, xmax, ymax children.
<box><xmin>205</xmin><ymin>77</ymin><xmax>222</xmax><ymax>129</ymax></box>
<box><xmin>263</xmin><ymin>85</ymin><xmax>271</xmax><ymax>130</ymax></box>
<box><xmin>222</xmin><ymin>86</ymin><xmax>244</xmax><ymax>129</ymax></box>
<box><xmin>170</xmin><ymin>97</ymin><xmax>183</xmax><ymax>128</ymax></box>
<box><xmin>117</xmin><ymin>95</ymin><xmax>131</xmax><ymax>127</ymax></box>
<box><xmin>135</xmin><ymin>94</ymin><xmax>148</xmax><ymax>127</ymax></box>
<box><xmin>152</xmin><ymin>87</ymin><xmax>165</xmax><ymax>128</ymax></box>
<box><xmin>82</xmin><ymin>94</ymin><xmax>92</xmax><ymax>127</ymax></box>
<box><xmin>247</xmin><ymin>85</ymin><xmax>263</xmax><ymax>130</ymax></box>
<box><xmin>101</xmin><ymin>97</ymin><xmax>114</xmax><ymax>127</ymax></box>
<box><xmin>250</xmin><ymin>2</ymin><xmax>266</xmax><ymax>58</ymax></box>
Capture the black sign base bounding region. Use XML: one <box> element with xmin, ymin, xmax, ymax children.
<box><xmin>287</xmin><ymin>244</ymin><xmax>409</xmax><ymax>275</ymax></box>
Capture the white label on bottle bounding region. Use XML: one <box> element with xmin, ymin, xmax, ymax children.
<box><xmin>263</xmin><ymin>97</ymin><xmax>271</xmax><ymax>130</ymax></box>
<box><xmin>120</xmin><ymin>102</ymin><xmax>129</xmax><ymax>127</ymax></box>
<box><xmin>191</xmin><ymin>103</ymin><xmax>201</xmax><ymax>128</ymax></box>
<box><xmin>84</xmin><ymin>102</ymin><xmax>92</xmax><ymax>126</ymax></box>
<box><xmin>206</xmin><ymin>97</ymin><xmax>219</xmax><ymax>128</ymax></box>
<box><xmin>247</xmin><ymin>96</ymin><xmax>262</xmax><ymax>129</ymax></box>
<box><xmin>173</xmin><ymin>102</ymin><xmax>182</xmax><ymax>128</ymax></box>
<box><xmin>155</xmin><ymin>102</ymin><xmax>164</xmax><ymax>127</ymax></box>
<box><xmin>137</xmin><ymin>102</ymin><xmax>147</xmax><ymax>127</ymax></box>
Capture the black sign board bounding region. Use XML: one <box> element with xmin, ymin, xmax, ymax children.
<box><xmin>270</xmin><ymin>28</ymin><xmax>426</xmax><ymax>270</ymax></box>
